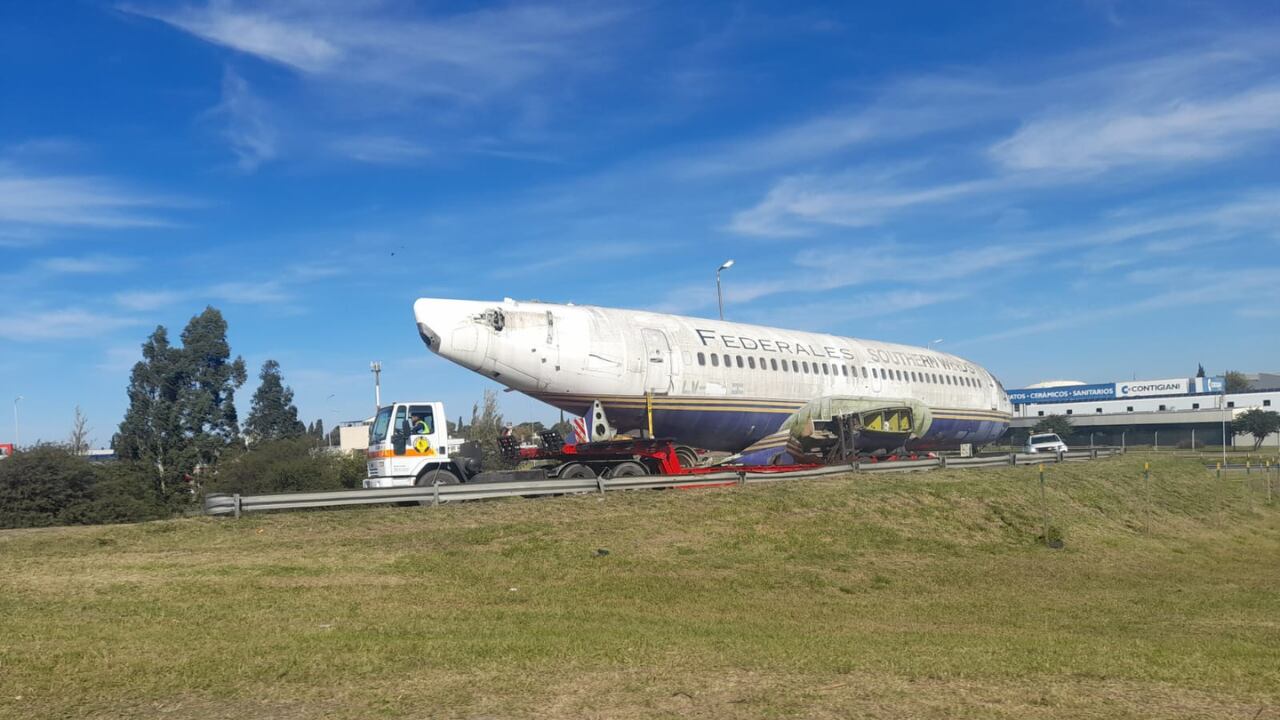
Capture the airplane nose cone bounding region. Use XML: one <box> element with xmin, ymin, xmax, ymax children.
<box><xmin>414</xmin><ymin>299</ymin><xmax>443</xmax><ymax>352</ymax></box>
<box><xmin>413</xmin><ymin>298</ymin><xmax>493</xmax><ymax>371</ymax></box>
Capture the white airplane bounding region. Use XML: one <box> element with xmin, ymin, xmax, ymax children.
<box><xmin>414</xmin><ymin>298</ymin><xmax>1012</xmax><ymax>464</ymax></box>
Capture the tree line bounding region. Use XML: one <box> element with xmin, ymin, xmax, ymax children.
<box><xmin>0</xmin><ymin>307</ymin><xmax>358</xmax><ymax>528</ymax></box>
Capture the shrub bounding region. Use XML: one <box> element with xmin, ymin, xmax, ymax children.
<box><xmin>335</xmin><ymin>450</ymin><xmax>367</xmax><ymax>489</ymax></box>
<box><xmin>78</xmin><ymin>462</ymin><xmax>170</xmax><ymax>525</ymax></box>
<box><xmin>208</xmin><ymin>438</ymin><xmax>351</xmax><ymax>495</ymax></box>
<box><xmin>0</xmin><ymin>445</ymin><xmax>97</xmax><ymax>528</ymax></box>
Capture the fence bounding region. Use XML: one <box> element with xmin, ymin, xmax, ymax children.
<box><xmin>204</xmin><ymin>448</ymin><xmax>1122</xmax><ymax>517</ymax></box>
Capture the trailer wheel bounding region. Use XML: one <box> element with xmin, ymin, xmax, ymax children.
<box><xmin>674</xmin><ymin>446</ymin><xmax>698</xmax><ymax>469</ymax></box>
<box><xmin>558</xmin><ymin>463</ymin><xmax>595</xmax><ymax>479</ymax></box>
<box><xmin>603</xmin><ymin>461</ymin><xmax>647</xmax><ymax>478</ymax></box>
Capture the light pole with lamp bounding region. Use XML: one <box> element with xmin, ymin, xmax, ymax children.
<box><xmin>370</xmin><ymin>361</ymin><xmax>382</xmax><ymax>413</ymax></box>
<box><xmin>716</xmin><ymin>259</ymin><xmax>735</xmax><ymax>321</ymax></box>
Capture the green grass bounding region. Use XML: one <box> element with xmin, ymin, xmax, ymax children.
<box><xmin>1</xmin><ymin>454</ymin><xmax>1277</xmax><ymax>719</ymax></box>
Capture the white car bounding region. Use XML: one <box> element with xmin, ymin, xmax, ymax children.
<box><xmin>1025</xmin><ymin>433</ymin><xmax>1069</xmax><ymax>454</ymax></box>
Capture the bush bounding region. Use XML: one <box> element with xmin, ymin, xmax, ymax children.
<box><xmin>335</xmin><ymin>450</ymin><xmax>367</xmax><ymax>489</ymax></box>
<box><xmin>208</xmin><ymin>438</ymin><xmax>354</xmax><ymax>495</ymax></box>
<box><xmin>78</xmin><ymin>462</ymin><xmax>170</xmax><ymax>525</ymax></box>
<box><xmin>0</xmin><ymin>445</ymin><xmax>97</xmax><ymax>528</ymax></box>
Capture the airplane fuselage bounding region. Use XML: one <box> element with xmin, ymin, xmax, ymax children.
<box><xmin>414</xmin><ymin>298</ymin><xmax>1012</xmax><ymax>454</ymax></box>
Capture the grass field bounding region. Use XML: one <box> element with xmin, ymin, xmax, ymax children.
<box><xmin>1</xmin><ymin>454</ymin><xmax>1277</xmax><ymax>719</ymax></box>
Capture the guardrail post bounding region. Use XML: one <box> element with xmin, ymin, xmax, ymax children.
<box><xmin>432</xmin><ymin>482</ymin><xmax>440</xmax><ymax>507</ymax></box>
<box><xmin>1038</xmin><ymin>463</ymin><xmax>1049</xmax><ymax>547</ymax></box>
<box><xmin>939</xmin><ymin>455</ymin><xmax>947</xmax><ymax>469</ymax></box>
<box><xmin>1267</xmin><ymin>461</ymin><xmax>1273</xmax><ymax>505</ymax></box>
<box><xmin>737</xmin><ymin>471</ymin><xmax>746</xmax><ymax>487</ymax></box>
<box><xmin>233</xmin><ymin>493</ymin><xmax>241</xmax><ymax>519</ymax></box>
<box><xmin>1143</xmin><ymin>462</ymin><xmax>1151</xmax><ymax>534</ymax></box>
<box><xmin>1009</xmin><ymin>453</ymin><xmax>1016</xmax><ymax>466</ymax></box>
<box><xmin>596</xmin><ymin>476</ymin><xmax>605</xmax><ymax>495</ymax></box>
<box><xmin>1216</xmin><ymin>462</ymin><xmax>1221</xmax><ymax>480</ymax></box>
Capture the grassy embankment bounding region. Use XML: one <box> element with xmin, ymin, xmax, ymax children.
<box><xmin>1</xmin><ymin>454</ymin><xmax>1277</xmax><ymax>719</ymax></box>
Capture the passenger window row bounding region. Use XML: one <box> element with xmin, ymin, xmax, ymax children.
<box><xmin>694</xmin><ymin>352</ymin><xmax>983</xmax><ymax>387</ymax></box>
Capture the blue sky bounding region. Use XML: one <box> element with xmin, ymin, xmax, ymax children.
<box><xmin>2</xmin><ymin>1</ymin><xmax>1278</xmax><ymax>446</ymax></box>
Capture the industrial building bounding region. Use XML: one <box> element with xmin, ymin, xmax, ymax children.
<box><xmin>1007</xmin><ymin>375</ymin><xmax>1280</xmax><ymax>449</ymax></box>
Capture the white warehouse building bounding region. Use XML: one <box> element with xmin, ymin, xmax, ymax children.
<box><xmin>1008</xmin><ymin>375</ymin><xmax>1280</xmax><ymax>449</ymax></box>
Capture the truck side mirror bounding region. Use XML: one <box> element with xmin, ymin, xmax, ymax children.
<box><xmin>392</xmin><ymin>426</ymin><xmax>408</xmax><ymax>456</ymax></box>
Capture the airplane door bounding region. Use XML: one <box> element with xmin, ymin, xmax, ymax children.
<box><xmin>641</xmin><ymin>328</ymin><xmax>672</xmax><ymax>394</ymax></box>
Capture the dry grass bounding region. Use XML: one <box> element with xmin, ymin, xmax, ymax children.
<box><xmin>1</xmin><ymin>454</ymin><xmax>1277</xmax><ymax>719</ymax></box>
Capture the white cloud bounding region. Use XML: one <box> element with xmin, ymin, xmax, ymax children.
<box><xmin>127</xmin><ymin>2</ymin><xmax>628</xmax><ymax>167</ymax></box>
<box><xmin>215</xmin><ymin>68</ymin><xmax>278</xmax><ymax>171</ymax></box>
<box><xmin>0</xmin><ymin>309</ymin><xmax>143</xmax><ymax>341</ymax></box>
<box><xmin>991</xmin><ymin>85</ymin><xmax>1280</xmax><ymax>172</ymax></box>
<box><xmin>723</xmin><ymin>33</ymin><xmax>1280</xmax><ymax>237</ymax></box>
<box><xmin>149</xmin><ymin>4</ymin><xmax>342</xmax><ymax>73</ymax></box>
<box><xmin>329</xmin><ymin>135</ymin><xmax>432</xmax><ymax>165</ymax></box>
<box><xmin>728</xmin><ymin>170</ymin><xmax>999</xmax><ymax>237</ymax></box>
<box><xmin>207</xmin><ymin>280</ymin><xmax>291</xmax><ymax>305</ymax></box>
<box><xmin>132</xmin><ymin>2</ymin><xmax>624</xmax><ymax>101</ymax></box>
<box><xmin>38</xmin><ymin>255</ymin><xmax>136</xmax><ymax>274</ymax></box>
<box><xmin>742</xmin><ymin>289</ymin><xmax>966</xmax><ymax>331</ymax></box>
<box><xmin>0</xmin><ymin>171</ymin><xmax>177</xmax><ymax>228</ymax></box>
<box><xmin>96</xmin><ymin>345</ymin><xmax>142</xmax><ymax>374</ymax></box>
<box><xmin>675</xmin><ymin>76</ymin><xmax>999</xmax><ymax>179</ymax></box>
<box><xmin>114</xmin><ymin>290</ymin><xmax>185</xmax><ymax>311</ymax></box>
<box><xmin>966</xmin><ymin>269</ymin><xmax>1280</xmax><ymax>344</ymax></box>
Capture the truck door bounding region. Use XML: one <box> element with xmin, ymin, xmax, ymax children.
<box><xmin>641</xmin><ymin>328</ymin><xmax>672</xmax><ymax>394</ymax></box>
<box><xmin>405</xmin><ymin>403</ymin><xmax>445</xmax><ymax>458</ymax></box>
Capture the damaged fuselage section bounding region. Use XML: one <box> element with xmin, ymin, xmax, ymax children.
<box><xmin>739</xmin><ymin>396</ymin><xmax>934</xmax><ymax>465</ymax></box>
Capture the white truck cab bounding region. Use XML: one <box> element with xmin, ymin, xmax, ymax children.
<box><xmin>1025</xmin><ymin>433</ymin><xmax>1069</xmax><ymax>454</ymax></box>
<box><xmin>365</xmin><ymin>401</ymin><xmax>466</xmax><ymax>488</ymax></box>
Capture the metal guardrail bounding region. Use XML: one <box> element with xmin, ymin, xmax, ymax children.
<box><xmin>204</xmin><ymin>448</ymin><xmax>1122</xmax><ymax>516</ymax></box>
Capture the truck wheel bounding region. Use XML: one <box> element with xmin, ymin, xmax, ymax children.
<box><xmin>558</xmin><ymin>463</ymin><xmax>595</xmax><ymax>479</ymax></box>
<box><xmin>603</xmin><ymin>461</ymin><xmax>647</xmax><ymax>478</ymax></box>
<box><xmin>415</xmin><ymin>467</ymin><xmax>460</xmax><ymax>486</ymax></box>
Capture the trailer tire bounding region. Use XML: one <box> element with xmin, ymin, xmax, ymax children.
<box><xmin>558</xmin><ymin>463</ymin><xmax>595</xmax><ymax>480</ymax></box>
<box><xmin>602</xmin><ymin>461</ymin><xmax>647</xmax><ymax>478</ymax></box>
<box><xmin>674</xmin><ymin>446</ymin><xmax>698</xmax><ymax>469</ymax></box>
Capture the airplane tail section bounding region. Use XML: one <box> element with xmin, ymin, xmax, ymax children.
<box><xmin>572</xmin><ymin>400</ymin><xmax>617</xmax><ymax>444</ymax></box>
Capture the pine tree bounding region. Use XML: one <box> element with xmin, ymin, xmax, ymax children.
<box><xmin>246</xmin><ymin>360</ymin><xmax>305</xmax><ymax>442</ymax></box>
<box><xmin>312</xmin><ymin>418</ymin><xmax>325</xmax><ymax>442</ymax></box>
<box><xmin>113</xmin><ymin>308</ymin><xmax>246</xmax><ymax>498</ymax></box>
<box><xmin>178</xmin><ymin>308</ymin><xmax>247</xmax><ymax>475</ymax></box>
<box><xmin>114</xmin><ymin>326</ymin><xmax>185</xmax><ymax>491</ymax></box>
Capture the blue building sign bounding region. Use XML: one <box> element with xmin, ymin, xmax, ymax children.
<box><xmin>1008</xmin><ymin>376</ymin><xmax>1226</xmax><ymax>405</ymax></box>
<box><xmin>1007</xmin><ymin>383</ymin><xmax>1117</xmax><ymax>404</ymax></box>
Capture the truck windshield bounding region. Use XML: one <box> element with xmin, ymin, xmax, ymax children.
<box><xmin>369</xmin><ymin>406</ymin><xmax>393</xmax><ymax>444</ymax></box>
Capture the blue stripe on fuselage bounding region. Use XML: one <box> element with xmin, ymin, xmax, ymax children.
<box><xmin>531</xmin><ymin>393</ymin><xmax>1008</xmax><ymax>453</ymax></box>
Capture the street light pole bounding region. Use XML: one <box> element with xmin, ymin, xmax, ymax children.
<box><xmin>12</xmin><ymin>396</ymin><xmax>21</xmax><ymax>450</ymax></box>
<box><xmin>716</xmin><ymin>259</ymin><xmax>735</xmax><ymax>321</ymax></box>
<box><xmin>370</xmin><ymin>361</ymin><xmax>382</xmax><ymax>413</ymax></box>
